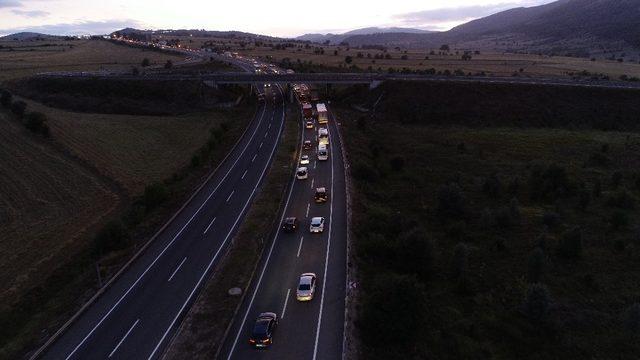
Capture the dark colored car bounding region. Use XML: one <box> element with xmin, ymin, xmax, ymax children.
<box><xmin>314</xmin><ymin>187</ymin><xmax>328</xmax><ymax>203</ymax></box>
<box><xmin>282</xmin><ymin>217</ymin><xmax>299</xmax><ymax>232</ymax></box>
<box><xmin>249</xmin><ymin>312</ymin><xmax>278</xmax><ymax>348</ymax></box>
<box><xmin>303</xmin><ymin>140</ymin><xmax>312</xmax><ymax>150</ymax></box>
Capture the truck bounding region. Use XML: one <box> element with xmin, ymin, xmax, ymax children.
<box><xmin>318</xmin><ymin>128</ymin><xmax>329</xmax><ymax>146</ymax></box>
<box><xmin>317</xmin><ymin>103</ymin><xmax>328</xmax><ymax>124</ymax></box>
<box><xmin>302</xmin><ymin>103</ymin><xmax>313</xmax><ymax>119</ymax></box>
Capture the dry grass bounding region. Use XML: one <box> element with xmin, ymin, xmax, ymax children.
<box><xmin>0</xmin><ymin>112</ymin><xmax>119</xmax><ymax>308</ymax></box>
<box><xmin>0</xmin><ymin>39</ymin><xmax>186</xmax><ymax>81</ymax></box>
<box><xmin>22</xmin><ymin>99</ymin><xmax>238</xmax><ymax>194</ymax></box>
<box><xmin>238</xmin><ymin>45</ymin><xmax>640</xmax><ymax>78</ymax></box>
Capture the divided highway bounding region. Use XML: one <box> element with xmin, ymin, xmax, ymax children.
<box><xmin>221</xmin><ymin>102</ymin><xmax>347</xmax><ymax>360</ymax></box>
<box><xmin>39</xmin><ymin>86</ymin><xmax>286</xmax><ymax>359</ymax></box>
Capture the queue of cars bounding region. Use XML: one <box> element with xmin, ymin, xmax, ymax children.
<box><xmin>249</xmin><ymin>87</ymin><xmax>333</xmax><ymax>349</ymax></box>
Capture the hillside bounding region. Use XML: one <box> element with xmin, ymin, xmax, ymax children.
<box><xmin>0</xmin><ymin>32</ymin><xmax>61</xmax><ymax>41</ymax></box>
<box><xmin>296</xmin><ymin>27</ymin><xmax>431</xmax><ymax>44</ymax></box>
<box><xmin>339</xmin><ymin>0</ymin><xmax>640</xmax><ymax>58</ymax></box>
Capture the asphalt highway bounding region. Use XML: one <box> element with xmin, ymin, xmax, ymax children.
<box><xmin>221</xmin><ymin>103</ymin><xmax>347</xmax><ymax>360</ymax></box>
<box><xmin>39</xmin><ymin>86</ymin><xmax>286</xmax><ymax>360</ymax></box>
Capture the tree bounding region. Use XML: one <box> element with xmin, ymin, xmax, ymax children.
<box><xmin>25</xmin><ymin>112</ymin><xmax>49</xmax><ymax>136</ymax></box>
<box><xmin>436</xmin><ymin>183</ymin><xmax>468</xmax><ymax>220</ymax></box>
<box><xmin>440</xmin><ymin>44</ymin><xmax>450</xmax><ymax>52</ymax></box>
<box><xmin>400</xmin><ymin>54</ymin><xmax>408</xmax><ymax>60</ymax></box>
<box><xmin>0</xmin><ymin>89</ymin><xmax>12</xmax><ymax>108</ymax></box>
<box><xmin>344</xmin><ymin>55</ymin><xmax>353</xmax><ymax>64</ymax></box>
<box><xmin>523</xmin><ymin>283</ymin><xmax>552</xmax><ymax>321</ymax></box>
<box><xmin>143</xmin><ymin>182</ymin><xmax>169</xmax><ymax>209</ymax></box>
<box><xmin>394</xmin><ymin>228</ymin><xmax>434</xmax><ymax>279</ymax></box>
<box><xmin>10</xmin><ymin>100</ymin><xmax>27</xmax><ymax>118</ymax></box>
<box><xmin>527</xmin><ymin>248</ymin><xmax>545</xmax><ymax>283</ymax></box>
<box><xmin>164</xmin><ymin>59</ymin><xmax>173</xmax><ymax>69</ymax></box>
<box><xmin>93</xmin><ymin>220</ymin><xmax>129</xmax><ymax>256</ymax></box>
<box><xmin>451</xmin><ymin>243</ymin><xmax>469</xmax><ymax>279</ymax></box>
<box><xmin>557</xmin><ymin>227</ymin><xmax>583</xmax><ymax>259</ymax></box>
<box><xmin>141</xmin><ymin>58</ymin><xmax>150</xmax><ymax>67</ymax></box>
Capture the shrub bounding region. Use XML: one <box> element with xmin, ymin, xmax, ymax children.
<box><xmin>389</xmin><ymin>156</ymin><xmax>405</xmax><ymax>172</ymax></box>
<box><xmin>482</xmin><ymin>174</ymin><xmax>502</xmax><ymax>198</ymax></box>
<box><xmin>358</xmin><ymin>232</ymin><xmax>393</xmax><ymax>264</ymax></box>
<box><xmin>10</xmin><ymin>100</ymin><xmax>27</xmax><ymax>118</ymax></box>
<box><xmin>190</xmin><ymin>154</ymin><xmax>202</xmax><ymax>168</ymax></box>
<box><xmin>611</xmin><ymin>171</ymin><xmax>623</xmax><ymax>190</ymax></box>
<box><xmin>358</xmin><ymin>272</ymin><xmax>426</xmax><ymax>346</ymax></box>
<box><xmin>529</xmin><ymin>163</ymin><xmax>574</xmax><ymax>200</ymax></box>
<box><xmin>606</xmin><ymin>190</ymin><xmax>636</xmax><ymax>209</ymax></box>
<box><xmin>352</xmin><ymin>161</ymin><xmax>378</xmax><ymax>183</ymax></box>
<box><xmin>593</xmin><ymin>179</ymin><xmax>602</xmax><ymax>198</ymax></box>
<box><xmin>451</xmin><ymin>243</ymin><xmax>469</xmax><ymax>279</ymax></box>
<box><xmin>25</xmin><ymin>111</ymin><xmax>49</xmax><ymax>136</ymax></box>
<box><xmin>624</xmin><ymin>303</ymin><xmax>640</xmax><ymax>333</ymax></box>
<box><xmin>143</xmin><ymin>182</ymin><xmax>169</xmax><ymax>209</ymax></box>
<box><xmin>141</xmin><ymin>58</ymin><xmax>150</xmax><ymax>67</ymax></box>
<box><xmin>610</xmin><ymin>210</ymin><xmax>629</xmax><ymax>231</ymax></box>
<box><xmin>527</xmin><ymin>248</ymin><xmax>545</xmax><ymax>283</ymax></box>
<box><xmin>557</xmin><ymin>227</ymin><xmax>583</xmax><ymax>260</ymax></box>
<box><xmin>93</xmin><ymin>220</ymin><xmax>129</xmax><ymax>255</ymax></box>
<box><xmin>437</xmin><ymin>183</ymin><xmax>469</xmax><ymax>221</ymax></box>
<box><xmin>523</xmin><ymin>283</ymin><xmax>552</xmax><ymax>321</ymax></box>
<box><xmin>164</xmin><ymin>60</ymin><xmax>173</xmax><ymax>69</ymax></box>
<box><xmin>0</xmin><ymin>89</ymin><xmax>12</xmax><ymax>108</ymax></box>
<box><xmin>578</xmin><ymin>189</ymin><xmax>591</xmax><ymax>211</ymax></box>
<box><xmin>394</xmin><ymin>228</ymin><xmax>434</xmax><ymax>279</ymax></box>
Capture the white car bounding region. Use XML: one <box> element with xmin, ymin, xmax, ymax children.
<box><xmin>300</xmin><ymin>155</ymin><xmax>310</xmax><ymax>165</ymax></box>
<box><xmin>296</xmin><ymin>273</ymin><xmax>317</xmax><ymax>301</ymax></box>
<box><xmin>309</xmin><ymin>217</ymin><xmax>325</xmax><ymax>233</ymax></box>
<box><xmin>296</xmin><ymin>167</ymin><xmax>308</xmax><ymax>180</ymax></box>
<box><xmin>305</xmin><ymin>121</ymin><xmax>314</xmax><ymax>129</ymax></box>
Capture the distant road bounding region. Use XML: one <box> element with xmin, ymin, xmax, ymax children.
<box><xmin>36</xmin><ymin>71</ymin><xmax>640</xmax><ymax>90</ymax></box>
<box><xmin>38</xmin><ymin>86</ymin><xmax>286</xmax><ymax>360</ymax></box>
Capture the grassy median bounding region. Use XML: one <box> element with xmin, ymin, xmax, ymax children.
<box><xmin>163</xmin><ymin>103</ymin><xmax>300</xmax><ymax>358</ymax></box>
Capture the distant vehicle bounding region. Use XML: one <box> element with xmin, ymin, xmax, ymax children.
<box><xmin>286</xmin><ymin>69</ymin><xmax>295</xmax><ymax>74</ymax></box>
<box><xmin>264</xmin><ymin>83</ymin><xmax>271</xmax><ymax>88</ymax></box>
<box><xmin>318</xmin><ymin>128</ymin><xmax>329</xmax><ymax>145</ymax></box>
<box><xmin>317</xmin><ymin>144</ymin><xmax>328</xmax><ymax>161</ymax></box>
<box><xmin>296</xmin><ymin>167</ymin><xmax>308</xmax><ymax>180</ymax></box>
<box><xmin>249</xmin><ymin>312</ymin><xmax>278</xmax><ymax>348</ymax></box>
<box><xmin>317</xmin><ymin>103</ymin><xmax>328</xmax><ymax>124</ymax></box>
<box><xmin>314</xmin><ymin>187</ymin><xmax>328</xmax><ymax>203</ymax></box>
<box><xmin>302</xmin><ymin>103</ymin><xmax>313</xmax><ymax>119</ymax></box>
<box><xmin>309</xmin><ymin>217</ymin><xmax>325</xmax><ymax>233</ymax></box>
<box><xmin>303</xmin><ymin>140</ymin><xmax>312</xmax><ymax>150</ymax></box>
<box><xmin>305</xmin><ymin>121</ymin><xmax>314</xmax><ymax>129</ymax></box>
<box><xmin>300</xmin><ymin>155</ymin><xmax>310</xmax><ymax>165</ymax></box>
<box><xmin>282</xmin><ymin>217</ymin><xmax>299</xmax><ymax>232</ymax></box>
<box><xmin>257</xmin><ymin>93</ymin><xmax>265</xmax><ymax>101</ymax></box>
<box><xmin>296</xmin><ymin>273</ymin><xmax>317</xmax><ymax>301</ymax></box>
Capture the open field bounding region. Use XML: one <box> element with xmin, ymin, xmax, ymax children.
<box><xmin>335</xmin><ymin>82</ymin><xmax>640</xmax><ymax>359</ymax></box>
<box><xmin>0</xmin><ymin>39</ymin><xmax>186</xmax><ymax>81</ymax></box>
<box><xmin>22</xmin><ymin>98</ymin><xmax>251</xmax><ymax>194</ymax></box>
<box><xmin>0</xmin><ymin>112</ymin><xmax>119</xmax><ymax>310</ymax></box>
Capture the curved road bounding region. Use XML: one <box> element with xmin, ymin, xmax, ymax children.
<box><xmin>221</xmin><ymin>103</ymin><xmax>348</xmax><ymax>360</ymax></box>
<box><xmin>39</xmin><ymin>86</ymin><xmax>286</xmax><ymax>359</ymax></box>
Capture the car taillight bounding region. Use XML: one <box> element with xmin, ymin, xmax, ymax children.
<box><xmin>249</xmin><ymin>339</ymin><xmax>256</xmax><ymax>344</ymax></box>
<box><xmin>262</xmin><ymin>338</ymin><xmax>271</xmax><ymax>344</ymax></box>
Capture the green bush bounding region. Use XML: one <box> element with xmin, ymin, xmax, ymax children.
<box><xmin>437</xmin><ymin>183</ymin><xmax>469</xmax><ymax>221</ymax></box>
<box><xmin>358</xmin><ymin>272</ymin><xmax>426</xmax><ymax>346</ymax></box>
<box><xmin>191</xmin><ymin>154</ymin><xmax>202</xmax><ymax>168</ymax></box>
<box><xmin>529</xmin><ymin>163</ymin><xmax>574</xmax><ymax>200</ymax></box>
<box><xmin>143</xmin><ymin>182</ymin><xmax>169</xmax><ymax>209</ymax></box>
<box><xmin>0</xmin><ymin>89</ymin><xmax>12</xmax><ymax>108</ymax></box>
<box><xmin>523</xmin><ymin>283</ymin><xmax>552</xmax><ymax>321</ymax></box>
<box><xmin>394</xmin><ymin>228</ymin><xmax>433</xmax><ymax>280</ymax></box>
<box><xmin>557</xmin><ymin>227</ymin><xmax>583</xmax><ymax>260</ymax></box>
<box><xmin>352</xmin><ymin>161</ymin><xmax>378</xmax><ymax>183</ymax></box>
<box><xmin>527</xmin><ymin>248</ymin><xmax>545</xmax><ymax>283</ymax></box>
<box><xmin>10</xmin><ymin>100</ymin><xmax>27</xmax><ymax>118</ymax></box>
<box><xmin>610</xmin><ymin>210</ymin><xmax>630</xmax><ymax>231</ymax></box>
<box><xmin>93</xmin><ymin>220</ymin><xmax>129</xmax><ymax>255</ymax></box>
<box><xmin>482</xmin><ymin>174</ymin><xmax>502</xmax><ymax>198</ymax></box>
<box><xmin>389</xmin><ymin>156</ymin><xmax>405</xmax><ymax>172</ymax></box>
<box><xmin>25</xmin><ymin>111</ymin><xmax>50</xmax><ymax>136</ymax></box>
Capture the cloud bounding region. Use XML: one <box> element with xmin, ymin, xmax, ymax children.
<box><xmin>0</xmin><ymin>0</ymin><xmax>22</xmax><ymax>8</ymax></box>
<box><xmin>0</xmin><ymin>19</ymin><xmax>145</xmax><ymax>36</ymax></box>
<box><xmin>393</xmin><ymin>1</ymin><xmax>554</xmax><ymax>26</ymax></box>
<box><xmin>12</xmin><ymin>9</ymin><xmax>48</xmax><ymax>17</ymax></box>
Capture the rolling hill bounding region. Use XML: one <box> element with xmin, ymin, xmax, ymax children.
<box><xmin>296</xmin><ymin>27</ymin><xmax>432</xmax><ymax>44</ymax></box>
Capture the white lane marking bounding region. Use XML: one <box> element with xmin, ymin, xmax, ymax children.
<box><xmin>314</xmin><ymin>161</ymin><xmax>317</xmax><ymax>169</ymax></box>
<box><xmin>312</xmin><ymin>124</ymin><xmax>336</xmax><ymax>360</ymax></box>
<box><xmin>311</xmin><ymin>178</ymin><xmax>314</xmax><ymax>189</ymax></box>
<box><xmin>65</xmin><ymin>98</ymin><xmax>267</xmax><ymax>360</ymax></box>
<box><xmin>297</xmin><ymin>236</ymin><xmax>304</xmax><ymax>257</ymax></box>
<box><xmin>63</xmin><ymin>101</ymin><xmax>270</xmax><ymax>360</ymax></box>
<box><xmin>203</xmin><ymin>217</ymin><xmax>217</xmax><ymax>235</ymax></box>
<box><xmin>241</xmin><ymin>170</ymin><xmax>248</xmax><ymax>180</ymax></box>
<box><xmin>167</xmin><ymin>257</ymin><xmax>187</xmax><ymax>282</ymax></box>
<box><xmin>226</xmin><ymin>190</ymin><xmax>235</xmax><ymax>203</ymax></box>
<box><xmin>252</xmin><ymin>154</ymin><xmax>257</xmax><ymax>162</ymax></box>
<box><xmin>149</xmin><ymin>85</ymin><xmax>287</xmax><ymax>360</ymax></box>
<box><xmin>227</xmin><ymin>87</ymin><xmax>301</xmax><ymax>360</ymax></box>
<box><xmin>306</xmin><ymin>203</ymin><xmax>310</xmax><ymax>218</ymax></box>
<box><xmin>259</xmin><ymin>141</ymin><xmax>264</xmax><ymax>149</ymax></box>
<box><xmin>264</xmin><ymin>131</ymin><xmax>269</xmax><ymax>139</ymax></box>
<box><xmin>268</xmin><ymin>123</ymin><xmax>272</xmax><ymax>129</ymax></box>
<box><xmin>281</xmin><ymin>289</ymin><xmax>291</xmax><ymax>319</ymax></box>
<box><xmin>108</xmin><ymin>319</ymin><xmax>139</xmax><ymax>358</ymax></box>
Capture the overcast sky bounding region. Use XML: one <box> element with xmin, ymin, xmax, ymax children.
<box><xmin>0</xmin><ymin>0</ymin><xmax>555</xmax><ymax>37</ymax></box>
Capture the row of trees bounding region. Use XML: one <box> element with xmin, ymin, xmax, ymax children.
<box><xmin>0</xmin><ymin>89</ymin><xmax>50</xmax><ymax>137</ymax></box>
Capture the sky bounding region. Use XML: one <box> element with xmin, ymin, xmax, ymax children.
<box><xmin>0</xmin><ymin>0</ymin><xmax>555</xmax><ymax>37</ymax></box>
